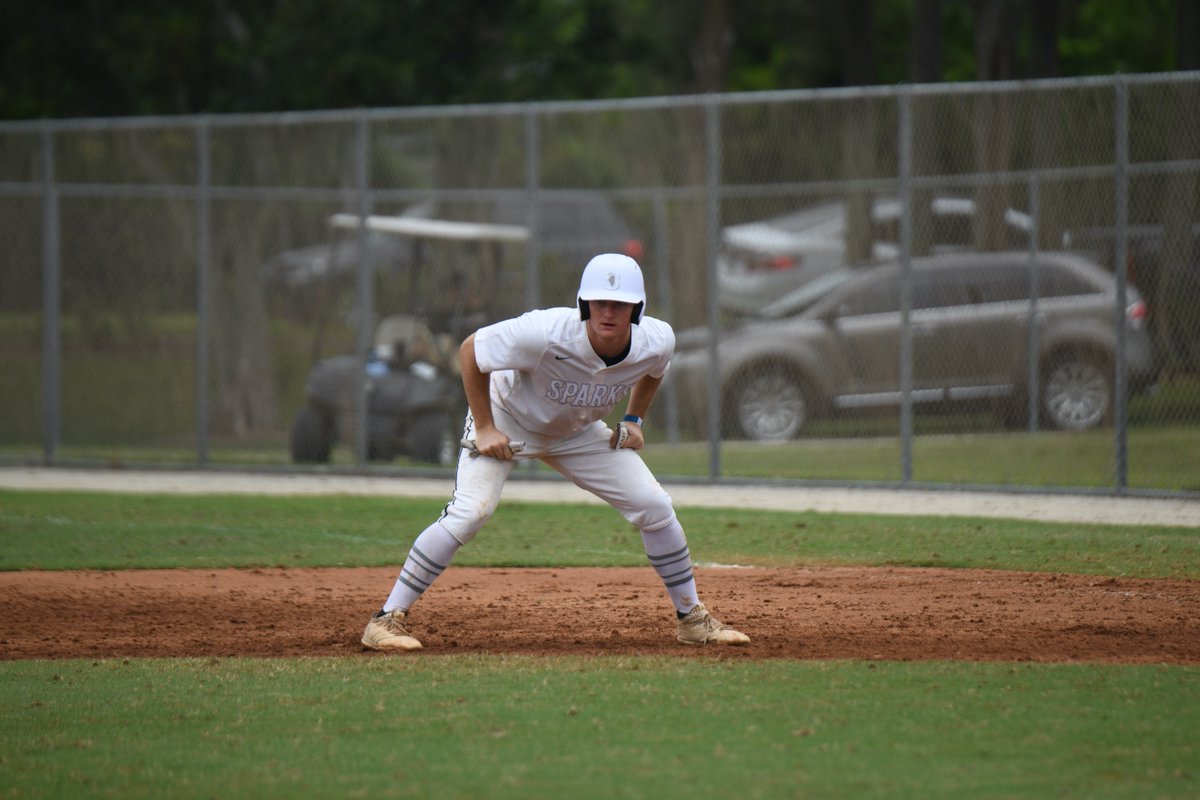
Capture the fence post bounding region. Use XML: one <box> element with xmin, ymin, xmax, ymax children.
<box><xmin>705</xmin><ymin>97</ymin><xmax>722</xmax><ymax>481</ymax></box>
<box><xmin>525</xmin><ymin>108</ymin><xmax>542</xmax><ymax>310</ymax></box>
<box><xmin>1026</xmin><ymin>174</ymin><xmax>1041</xmax><ymax>432</ymax></box>
<box><xmin>195</xmin><ymin>119</ymin><xmax>211</xmax><ymax>465</ymax></box>
<box><xmin>653</xmin><ymin>192</ymin><xmax>680</xmax><ymax>444</ymax></box>
<box><xmin>1113</xmin><ymin>78</ymin><xmax>1130</xmax><ymax>493</ymax></box>
<box><xmin>353</xmin><ymin>114</ymin><xmax>374</xmax><ymax>467</ymax></box>
<box><xmin>898</xmin><ymin>89</ymin><xmax>914</xmax><ymax>484</ymax></box>
<box><xmin>39</xmin><ymin>124</ymin><xmax>61</xmax><ymax>465</ymax></box>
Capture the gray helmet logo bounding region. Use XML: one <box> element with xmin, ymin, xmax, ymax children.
<box><xmin>606</xmin><ymin>272</ymin><xmax>620</xmax><ymax>289</ymax></box>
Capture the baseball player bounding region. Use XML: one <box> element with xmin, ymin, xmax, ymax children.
<box><xmin>362</xmin><ymin>253</ymin><xmax>749</xmax><ymax>651</ymax></box>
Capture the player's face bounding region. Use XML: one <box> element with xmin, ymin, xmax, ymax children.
<box><xmin>585</xmin><ymin>300</ymin><xmax>635</xmax><ymax>356</ymax></box>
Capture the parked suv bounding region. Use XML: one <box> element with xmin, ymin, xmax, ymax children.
<box><xmin>671</xmin><ymin>251</ymin><xmax>1157</xmax><ymax>440</ymax></box>
<box><xmin>717</xmin><ymin>196</ymin><xmax>1033</xmax><ymax>314</ymax></box>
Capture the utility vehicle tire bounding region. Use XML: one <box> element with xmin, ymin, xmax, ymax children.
<box><xmin>405</xmin><ymin>412</ymin><xmax>454</xmax><ymax>464</ymax></box>
<box><xmin>289</xmin><ymin>406</ymin><xmax>334</xmax><ymax>463</ymax></box>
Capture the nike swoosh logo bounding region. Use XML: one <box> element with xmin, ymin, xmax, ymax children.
<box><xmin>555</xmin><ymin>355</ymin><xmax>571</xmax><ymax>360</ymax></box>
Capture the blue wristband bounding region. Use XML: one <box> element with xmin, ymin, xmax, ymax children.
<box><xmin>622</xmin><ymin>414</ymin><xmax>644</xmax><ymax>426</ymax></box>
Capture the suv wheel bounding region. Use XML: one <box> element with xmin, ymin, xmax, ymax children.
<box><xmin>728</xmin><ymin>366</ymin><xmax>809</xmax><ymax>441</ymax></box>
<box><xmin>1042</xmin><ymin>352</ymin><xmax>1111</xmax><ymax>430</ymax></box>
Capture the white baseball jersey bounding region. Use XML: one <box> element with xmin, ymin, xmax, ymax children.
<box><xmin>472</xmin><ymin>307</ymin><xmax>674</xmax><ymax>439</ymax></box>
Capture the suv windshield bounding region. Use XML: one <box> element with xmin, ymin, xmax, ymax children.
<box><xmin>759</xmin><ymin>268</ymin><xmax>857</xmax><ymax>319</ymax></box>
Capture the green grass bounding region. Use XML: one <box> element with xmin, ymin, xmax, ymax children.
<box><xmin>639</xmin><ymin>425</ymin><xmax>1200</xmax><ymax>491</ymax></box>
<box><xmin>1</xmin><ymin>489</ymin><xmax>1198</xmax><ymax>798</ymax></box>
<box><xmin>9</xmin><ymin>425</ymin><xmax>1199</xmax><ymax>492</ymax></box>
<box><xmin>2</xmin><ymin>657</ymin><xmax>1197</xmax><ymax>800</ymax></box>
<box><xmin>1</xmin><ymin>490</ymin><xmax>1197</xmax><ymax>577</ymax></box>
<box><xmin>4</xmin><ymin>421</ymin><xmax>1200</xmax><ymax>491</ymax></box>
<box><xmin>0</xmin><ymin>311</ymin><xmax>325</xmax><ymax>448</ymax></box>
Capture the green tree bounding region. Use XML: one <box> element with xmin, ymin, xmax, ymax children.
<box><xmin>2</xmin><ymin>0</ymin><xmax>1191</xmax><ymax>121</ymax></box>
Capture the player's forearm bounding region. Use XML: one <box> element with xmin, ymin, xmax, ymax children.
<box><xmin>625</xmin><ymin>374</ymin><xmax>662</xmax><ymax>419</ymax></box>
<box><xmin>459</xmin><ymin>334</ymin><xmax>497</xmax><ymax>430</ymax></box>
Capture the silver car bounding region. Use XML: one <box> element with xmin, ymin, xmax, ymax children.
<box><xmin>672</xmin><ymin>251</ymin><xmax>1157</xmax><ymax>440</ymax></box>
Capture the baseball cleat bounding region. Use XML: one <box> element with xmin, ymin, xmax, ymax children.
<box><xmin>676</xmin><ymin>603</ymin><xmax>750</xmax><ymax>646</ymax></box>
<box><xmin>362</xmin><ymin>608</ymin><xmax>423</xmax><ymax>651</ymax></box>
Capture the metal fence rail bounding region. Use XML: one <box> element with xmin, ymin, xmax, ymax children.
<box><xmin>1</xmin><ymin>73</ymin><xmax>1197</xmax><ymax>496</ymax></box>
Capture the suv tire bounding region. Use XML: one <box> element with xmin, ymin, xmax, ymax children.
<box><xmin>728</xmin><ymin>365</ymin><xmax>810</xmax><ymax>441</ymax></box>
<box><xmin>1042</xmin><ymin>351</ymin><xmax>1111</xmax><ymax>431</ymax></box>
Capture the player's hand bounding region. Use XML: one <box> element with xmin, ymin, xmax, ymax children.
<box><xmin>472</xmin><ymin>426</ymin><xmax>518</xmax><ymax>460</ymax></box>
<box><xmin>609</xmin><ymin>421</ymin><xmax>644</xmax><ymax>450</ymax></box>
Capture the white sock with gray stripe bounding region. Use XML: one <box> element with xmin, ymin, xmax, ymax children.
<box><xmin>383</xmin><ymin>522</ymin><xmax>462</xmax><ymax>612</ymax></box>
<box><xmin>641</xmin><ymin>519</ymin><xmax>699</xmax><ymax>615</ymax></box>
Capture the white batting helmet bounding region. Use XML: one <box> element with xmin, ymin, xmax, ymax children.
<box><xmin>577</xmin><ymin>253</ymin><xmax>646</xmax><ymax>324</ymax></box>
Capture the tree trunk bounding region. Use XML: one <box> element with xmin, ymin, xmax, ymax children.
<box><xmin>972</xmin><ymin>0</ymin><xmax>1019</xmax><ymax>252</ymax></box>
<box><xmin>212</xmin><ymin>216</ymin><xmax>280</xmax><ymax>437</ymax></box>
<box><xmin>1156</xmin><ymin>0</ymin><xmax>1200</xmax><ymax>374</ymax></box>
<box><xmin>1029</xmin><ymin>0</ymin><xmax>1058</xmax><ymax>77</ymax></box>
<box><xmin>1178</xmin><ymin>0</ymin><xmax>1199</xmax><ymax>70</ymax></box>
<box><xmin>669</xmin><ymin>0</ymin><xmax>734</xmax><ymax>330</ymax></box>
<box><xmin>691</xmin><ymin>0</ymin><xmax>733</xmax><ymax>94</ymax></box>
<box><xmin>841</xmin><ymin>0</ymin><xmax>877</xmax><ymax>264</ymax></box>
<box><xmin>1029</xmin><ymin>0</ymin><xmax>1065</xmax><ymax>252</ymax></box>
<box><xmin>910</xmin><ymin>0</ymin><xmax>942</xmax><ymax>257</ymax></box>
<box><xmin>209</xmin><ymin>128</ymin><xmax>281</xmax><ymax>438</ymax></box>
<box><xmin>910</xmin><ymin>0</ymin><xmax>943</xmax><ymax>83</ymax></box>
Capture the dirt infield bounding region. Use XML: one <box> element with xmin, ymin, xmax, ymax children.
<box><xmin>3</xmin><ymin>565</ymin><xmax>1198</xmax><ymax>663</ymax></box>
<box><xmin>3</xmin><ymin>468</ymin><xmax>1198</xmax><ymax>664</ymax></box>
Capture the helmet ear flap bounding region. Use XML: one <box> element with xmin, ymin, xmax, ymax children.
<box><xmin>579</xmin><ymin>299</ymin><xmax>643</xmax><ymax>323</ymax></box>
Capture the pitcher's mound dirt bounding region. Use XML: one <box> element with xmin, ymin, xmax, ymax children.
<box><xmin>2</xmin><ymin>566</ymin><xmax>1197</xmax><ymax>663</ymax></box>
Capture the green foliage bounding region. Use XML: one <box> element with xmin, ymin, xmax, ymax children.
<box><xmin>0</xmin><ymin>1</ymin><xmax>1190</xmax><ymax>121</ymax></box>
<box><xmin>2</xmin><ymin>657</ymin><xmax>1197</xmax><ymax>799</ymax></box>
<box><xmin>1060</xmin><ymin>0</ymin><xmax>1177</xmax><ymax>75</ymax></box>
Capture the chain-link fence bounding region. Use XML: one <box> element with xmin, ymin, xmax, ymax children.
<box><xmin>2</xmin><ymin>74</ymin><xmax>1198</xmax><ymax>495</ymax></box>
